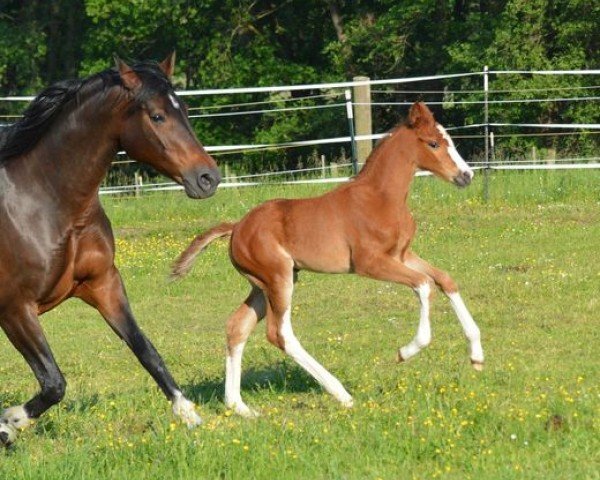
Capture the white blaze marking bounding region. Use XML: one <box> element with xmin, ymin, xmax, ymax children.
<box><xmin>437</xmin><ymin>124</ymin><xmax>474</xmax><ymax>179</ymax></box>
<box><xmin>168</xmin><ymin>93</ymin><xmax>181</xmax><ymax>110</ymax></box>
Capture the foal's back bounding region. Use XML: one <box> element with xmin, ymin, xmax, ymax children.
<box><xmin>230</xmin><ymin>178</ymin><xmax>408</xmax><ymax>277</ymax></box>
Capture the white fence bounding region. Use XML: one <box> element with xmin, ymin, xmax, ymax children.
<box><xmin>1</xmin><ymin>68</ymin><xmax>598</xmax><ymax>196</ymax></box>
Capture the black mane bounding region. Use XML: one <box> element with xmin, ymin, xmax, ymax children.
<box><xmin>0</xmin><ymin>61</ymin><xmax>174</xmax><ymax>163</ymax></box>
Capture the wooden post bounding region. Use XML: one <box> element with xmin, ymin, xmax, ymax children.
<box><xmin>352</xmin><ymin>76</ymin><xmax>372</xmax><ymax>167</ymax></box>
<box><xmin>134</xmin><ymin>171</ymin><xmax>142</xmax><ymax>197</ymax></box>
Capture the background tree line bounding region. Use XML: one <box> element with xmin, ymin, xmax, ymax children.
<box><xmin>1</xmin><ymin>0</ymin><xmax>598</xmax><ymax>180</ymax></box>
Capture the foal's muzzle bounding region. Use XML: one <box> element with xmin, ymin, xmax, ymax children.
<box><xmin>453</xmin><ymin>170</ymin><xmax>473</xmax><ymax>188</ymax></box>
<box><xmin>183</xmin><ymin>167</ymin><xmax>221</xmax><ymax>199</ymax></box>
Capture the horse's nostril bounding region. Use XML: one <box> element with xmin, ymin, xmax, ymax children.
<box><xmin>199</xmin><ymin>173</ymin><xmax>213</xmax><ymax>189</ymax></box>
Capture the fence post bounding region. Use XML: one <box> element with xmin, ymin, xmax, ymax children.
<box><xmin>483</xmin><ymin>65</ymin><xmax>490</xmax><ymax>202</ymax></box>
<box><xmin>134</xmin><ymin>171</ymin><xmax>143</xmax><ymax>197</ymax></box>
<box><xmin>352</xmin><ymin>76</ymin><xmax>372</xmax><ymax>167</ymax></box>
<box><xmin>345</xmin><ymin>89</ymin><xmax>358</xmax><ymax>175</ymax></box>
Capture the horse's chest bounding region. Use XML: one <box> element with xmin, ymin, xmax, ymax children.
<box><xmin>37</xmin><ymin>232</ymin><xmax>81</xmax><ymax>313</ymax></box>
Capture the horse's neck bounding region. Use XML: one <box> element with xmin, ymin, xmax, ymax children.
<box><xmin>25</xmin><ymin>91</ymin><xmax>121</xmax><ymax>207</ymax></box>
<box><xmin>353</xmin><ymin>129</ymin><xmax>417</xmax><ymax>204</ymax></box>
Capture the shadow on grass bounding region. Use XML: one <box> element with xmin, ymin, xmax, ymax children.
<box><xmin>183</xmin><ymin>360</ymin><xmax>321</xmax><ymax>407</ymax></box>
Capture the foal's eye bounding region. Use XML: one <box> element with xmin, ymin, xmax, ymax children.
<box><xmin>150</xmin><ymin>113</ymin><xmax>165</xmax><ymax>124</ymax></box>
<box><xmin>428</xmin><ymin>141</ymin><xmax>440</xmax><ymax>149</ymax></box>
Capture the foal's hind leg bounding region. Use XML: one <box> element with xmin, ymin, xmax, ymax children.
<box><xmin>0</xmin><ymin>306</ymin><xmax>66</xmax><ymax>446</ymax></box>
<box><xmin>225</xmin><ymin>285</ymin><xmax>266</xmax><ymax>417</ymax></box>
<box><xmin>404</xmin><ymin>251</ymin><xmax>484</xmax><ymax>369</ymax></box>
<box><xmin>264</xmin><ymin>270</ymin><xmax>353</xmax><ymax>407</ymax></box>
<box><xmin>76</xmin><ymin>266</ymin><xmax>201</xmax><ymax>427</ymax></box>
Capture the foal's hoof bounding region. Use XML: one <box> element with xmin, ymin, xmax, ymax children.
<box><xmin>396</xmin><ymin>350</ymin><xmax>405</xmax><ymax>363</ymax></box>
<box><xmin>471</xmin><ymin>360</ymin><xmax>484</xmax><ymax>371</ymax></box>
<box><xmin>232</xmin><ymin>404</ymin><xmax>260</xmax><ymax>418</ymax></box>
<box><xmin>0</xmin><ymin>423</ymin><xmax>18</xmax><ymax>447</ymax></box>
<box><xmin>340</xmin><ymin>398</ymin><xmax>354</xmax><ymax>409</ymax></box>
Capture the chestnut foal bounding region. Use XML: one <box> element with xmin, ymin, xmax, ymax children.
<box><xmin>173</xmin><ymin>102</ymin><xmax>483</xmax><ymax>416</ymax></box>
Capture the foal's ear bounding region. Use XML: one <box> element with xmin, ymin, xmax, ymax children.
<box><xmin>408</xmin><ymin>102</ymin><xmax>435</xmax><ymax>129</ymax></box>
<box><xmin>159</xmin><ymin>51</ymin><xmax>176</xmax><ymax>78</ymax></box>
<box><xmin>114</xmin><ymin>55</ymin><xmax>142</xmax><ymax>91</ymax></box>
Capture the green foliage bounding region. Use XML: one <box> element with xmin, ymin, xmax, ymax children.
<box><xmin>1</xmin><ymin>0</ymin><xmax>598</xmax><ymax>175</ymax></box>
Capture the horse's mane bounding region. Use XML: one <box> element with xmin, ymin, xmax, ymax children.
<box><xmin>0</xmin><ymin>61</ymin><xmax>174</xmax><ymax>163</ymax></box>
<box><xmin>355</xmin><ymin>120</ymin><xmax>409</xmax><ymax>178</ymax></box>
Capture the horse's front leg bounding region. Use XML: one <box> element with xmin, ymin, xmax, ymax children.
<box><xmin>0</xmin><ymin>305</ymin><xmax>66</xmax><ymax>446</ymax></box>
<box><xmin>75</xmin><ymin>266</ymin><xmax>201</xmax><ymax>427</ymax></box>
<box><xmin>353</xmin><ymin>252</ymin><xmax>434</xmax><ymax>362</ymax></box>
<box><xmin>404</xmin><ymin>251</ymin><xmax>484</xmax><ymax>369</ymax></box>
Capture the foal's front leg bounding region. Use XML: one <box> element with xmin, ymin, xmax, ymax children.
<box><xmin>404</xmin><ymin>251</ymin><xmax>484</xmax><ymax>369</ymax></box>
<box><xmin>75</xmin><ymin>266</ymin><xmax>201</xmax><ymax>427</ymax></box>
<box><xmin>353</xmin><ymin>253</ymin><xmax>434</xmax><ymax>362</ymax></box>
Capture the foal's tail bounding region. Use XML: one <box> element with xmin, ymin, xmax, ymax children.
<box><xmin>171</xmin><ymin>222</ymin><xmax>236</xmax><ymax>279</ymax></box>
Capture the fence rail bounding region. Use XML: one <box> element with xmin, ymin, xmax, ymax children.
<box><xmin>2</xmin><ymin>68</ymin><xmax>599</xmax><ymax>198</ymax></box>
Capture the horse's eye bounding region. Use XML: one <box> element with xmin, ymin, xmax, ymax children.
<box><xmin>150</xmin><ymin>113</ymin><xmax>165</xmax><ymax>124</ymax></box>
<box><xmin>428</xmin><ymin>141</ymin><xmax>440</xmax><ymax>149</ymax></box>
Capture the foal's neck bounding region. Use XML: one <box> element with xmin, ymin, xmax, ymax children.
<box><xmin>354</xmin><ymin>127</ymin><xmax>417</xmax><ymax>204</ymax></box>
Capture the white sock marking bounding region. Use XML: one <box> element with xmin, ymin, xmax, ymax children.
<box><xmin>172</xmin><ymin>391</ymin><xmax>202</xmax><ymax>428</ymax></box>
<box><xmin>224</xmin><ymin>342</ymin><xmax>258</xmax><ymax>417</ymax></box>
<box><xmin>448</xmin><ymin>292</ymin><xmax>484</xmax><ymax>363</ymax></box>
<box><xmin>2</xmin><ymin>405</ymin><xmax>31</xmax><ymax>429</ymax></box>
<box><xmin>400</xmin><ymin>283</ymin><xmax>432</xmax><ymax>361</ymax></box>
<box><xmin>281</xmin><ymin>307</ymin><xmax>353</xmax><ymax>407</ymax></box>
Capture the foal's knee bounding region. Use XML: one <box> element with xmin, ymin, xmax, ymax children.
<box><xmin>436</xmin><ymin>271</ymin><xmax>458</xmax><ymax>294</ymax></box>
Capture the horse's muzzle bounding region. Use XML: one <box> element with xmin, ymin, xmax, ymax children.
<box><xmin>453</xmin><ymin>170</ymin><xmax>473</xmax><ymax>188</ymax></box>
<box><xmin>183</xmin><ymin>167</ymin><xmax>221</xmax><ymax>199</ymax></box>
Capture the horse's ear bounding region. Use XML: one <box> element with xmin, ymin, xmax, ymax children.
<box><xmin>408</xmin><ymin>102</ymin><xmax>434</xmax><ymax>129</ymax></box>
<box><xmin>114</xmin><ymin>55</ymin><xmax>142</xmax><ymax>91</ymax></box>
<box><xmin>159</xmin><ymin>51</ymin><xmax>176</xmax><ymax>78</ymax></box>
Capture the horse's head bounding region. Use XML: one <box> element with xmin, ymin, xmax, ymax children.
<box><xmin>407</xmin><ymin>102</ymin><xmax>473</xmax><ymax>187</ymax></box>
<box><xmin>115</xmin><ymin>53</ymin><xmax>220</xmax><ymax>199</ymax></box>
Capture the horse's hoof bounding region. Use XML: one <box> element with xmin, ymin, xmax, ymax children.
<box><xmin>172</xmin><ymin>396</ymin><xmax>203</xmax><ymax>428</ymax></box>
<box><xmin>471</xmin><ymin>360</ymin><xmax>484</xmax><ymax>371</ymax></box>
<box><xmin>397</xmin><ymin>350</ymin><xmax>405</xmax><ymax>363</ymax></box>
<box><xmin>341</xmin><ymin>398</ymin><xmax>354</xmax><ymax>408</ymax></box>
<box><xmin>0</xmin><ymin>423</ymin><xmax>17</xmax><ymax>447</ymax></box>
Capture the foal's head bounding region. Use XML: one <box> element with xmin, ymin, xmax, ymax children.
<box><xmin>115</xmin><ymin>53</ymin><xmax>220</xmax><ymax>198</ymax></box>
<box><xmin>406</xmin><ymin>102</ymin><xmax>473</xmax><ymax>187</ymax></box>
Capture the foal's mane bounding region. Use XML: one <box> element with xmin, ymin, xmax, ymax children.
<box><xmin>0</xmin><ymin>61</ymin><xmax>174</xmax><ymax>163</ymax></box>
<box><xmin>355</xmin><ymin>120</ymin><xmax>410</xmax><ymax>179</ymax></box>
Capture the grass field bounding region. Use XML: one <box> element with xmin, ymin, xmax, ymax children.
<box><xmin>1</xmin><ymin>170</ymin><xmax>599</xmax><ymax>479</ymax></box>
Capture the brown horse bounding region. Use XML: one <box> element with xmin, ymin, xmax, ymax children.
<box><xmin>0</xmin><ymin>53</ymin><xmax>220</xmax><ymax>446</ymax></box>
<box><xmin>172</xmin><ymin>102</ymin><xmax>483</xmax><ymax>417</ymax></box>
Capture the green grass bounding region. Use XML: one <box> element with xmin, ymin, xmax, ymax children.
<box><xmin>1</xmin><ymin>170</ymin><xmax>599</xmax><ymax>479</ymax></box>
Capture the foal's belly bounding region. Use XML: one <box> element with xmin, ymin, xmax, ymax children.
<box><xmin>291</xmin><ymin>238</ymin><xmax>352</xmax><ymax>274</ymax></box>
